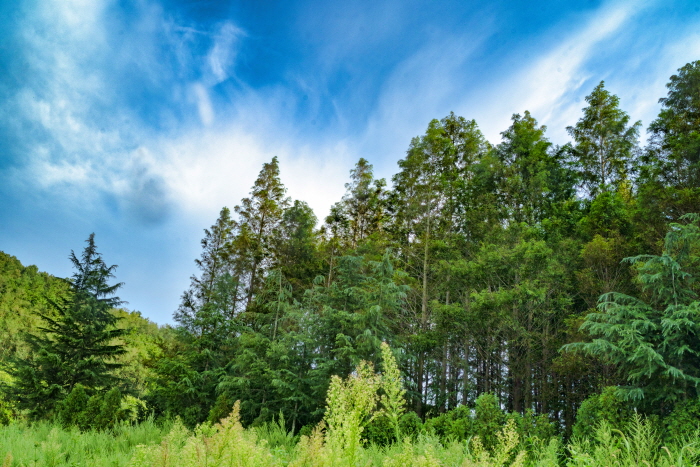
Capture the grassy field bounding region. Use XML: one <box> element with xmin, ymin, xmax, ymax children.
<box><xmin>2</xmin><ymin>410</ymin><xmax>700</xmax><ymax>467</ymax></box>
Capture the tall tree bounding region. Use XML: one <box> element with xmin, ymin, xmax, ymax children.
<box><xmin>567</xmin><ymin>81</ymin><xmax>641</xmax><ymax>197</ymax></box>
<box><xmin>175</xmin><ymin>206</ymin><xmax>240</xmax><ymax>333</ymax></box>
<box><xmin>646</xmin><ymin>61</ymin><xmax>700</xmax><ymax>189</ymax></box>
<box><xmin>637</xmin><ymin>61</ymin><xmax>700</xmax><ymax>238</ymax></box>
<box><xmin>497</xmin><ymin>111</ymin><xmax>575</xmax><ymax>225</ymax></box>
<box><xmin>5</xmin><ymin>234</ymin><xmax>125</xmax><ymax>418</ymax></box>
<box><xmin>325</xmin><ymin>158</ymin><xmax>387</xmax><ymax>249</ymax></box>
<box><xmin>274</xmin><ymin>200</ymin><xmax>321</xmax><ymax>298</ymax></box>
<box><xmin>390</xmin><ymin>114</ymin><xmax>491</xmax><ymax>416</ymax></box>
<box><xmin>235</xmin><ymin>157</ymin><xmax>291</xmax><ymax>310</ymax></box>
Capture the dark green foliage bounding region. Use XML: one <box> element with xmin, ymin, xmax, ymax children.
<box><xmin>567</xmin><ymin>81</ymin><xmax>641</xmax><ymax>196</ymax></box>
<box><xmin>207</xmin><ymin>393</ymin><xmax>235</xmax><ymax>425</ymax></box>
<box><xmin>58</xmin><ymin>385</ymin><xmax>126</xmax><ymax>431</ymax></box>
<box><xmin>424</xmin><ymin>405</ymin><xmax>473</xmax><ymax>441</ymax></box>
<box><xmin>0</xmin><ymin>396</ymin><xmax>14</xmax><ymax>426</ymax></box>
<box><xmin>571</xmin><ymin>386</ymin><xmax>633</xmax><ymax>440</ymax></box>
<box><xmin>663</xmin><ymin>399</ymin><xmax>700</xmax><ymax>443</ymax></box>
<box><xmin>398</xmin><ymin>411</ymin><xmax>423</xmax><ymax>439</ymax></box>
<box><xmin>566</xmin><ymin>214</ymin><xmax>700</xmax><ymax>407</ymax></box>
<box><xmin>5</xmin><ymin>234</ymin><xmax>126</xmax><ymax>419</ymax></box>
<box><xmin>364</xmin><ymin>414</ymin><xmax>394</xmax><ymax>446</ymax></box>
<box><xmin>57</xmin><ymin>384</ymin><xmax>89</xmax><ymax>428</ymax></box>
<box><xmin>95</xmin><ymin>387</ymin><xmax>123</xmax><ymax>430</ymax></box>
<box><xmin>475</xmin><ymin>393</ymin><xmax>506</xmax><ymax>450</ymax></box>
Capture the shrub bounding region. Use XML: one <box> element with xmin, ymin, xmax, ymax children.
<box><xmin>572</xmin><ymin>386</ymin><xmax>633</xmax><ymax>439</ymax></box>
<box><xmin>398</xmin><ymin>411</ymin><xmax>423</xmax><ymax>439</ymax></box>
<box><xmin>58</xmin><ymin>384</ymin><xmax>89</xmax><ymax>428</ymax></box>
<box><xmin>663</xmin><ymin>399</ymin><xmax>700</xmax><ymax>444</ymax></box>
<box><xmin>475</xmin><ymin>393</ymin><xmax>505</xmax><ymax>450</ymax></box>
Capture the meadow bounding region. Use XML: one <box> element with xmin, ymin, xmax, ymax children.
<box><xmin>2</xmin><ymin>411</ymin><xmax>700</xmax><ymax>467</ymax></box>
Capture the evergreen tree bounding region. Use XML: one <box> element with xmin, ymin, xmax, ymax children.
<box><xmin>325</xmin><ymin>158</ymin><xmax>387</xmax><ymax>249</ymax></box>
<box><xmin>567</xmin><ymin>81</ymin><xmax>641</xmax><ymax>197</ymax></box>
<box><xmin>497</xmin><ymin>111</ymin><xmax>575</xmax><ymax>225</ymax></box>
<box><xmin>175</xmin><ymin>206</ymin><xmax>240</xmax><ymax>333</ymax></box>
<box><xmin>646</xmin><ymin>61</ymin><xmax>700</xmax><ymax>189</ymax></box>
<box><xmin>637</xmin><ymin>61</ymin><xmax>700</xmax><ymax>238</ymax></box>
<box><xmin>234</xmin><ymin>156</ymin><xmax>291</xmax><ymax>310</ymax></box>
<box><xmin>5</xmin><ymin>234</ymin><xmax>126</xmax><ymax>419</ymax></box>
<box><xmin>565</xmin><ymin>214</ymin><xmax>700</xmax><ymax>409</ymax></box>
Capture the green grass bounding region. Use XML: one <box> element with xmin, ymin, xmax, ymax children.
<box><xmin>0</xmin><ymin>419</ymin><xmax>169</xmax><ymax>467</ymax></box>
<box><xmin>2</xmin><ymin>413</ymin><xmax>700</xmax><ymax>467</ymax></box>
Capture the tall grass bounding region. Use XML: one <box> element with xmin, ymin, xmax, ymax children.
<box><xmin>3</xmin><ymin>410</ymin><xmax>700</xmax><ymax>466</ymax></box>
<box><xmin>0</xmin><ymin>418</ymin><xmax>168</xmax><ymax>467</ymax></box>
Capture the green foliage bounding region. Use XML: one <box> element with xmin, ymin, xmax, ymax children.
<box><xmin>5</xmin><ymin>234</ymin><xmax>126</xmax><ymax>419</ymax></box>
<box><xmin>0</xmin><ymin>252</ymin><xmax>70</xmax><ymax>382</ymax></box>
<box><xmin>571</xmin><ymin>386</ymin><xmax>633</xmax><ymax>440</ymax></box>
<box><xmin>566</xmin><ymin>214</ymin><xmax>700</xmax><ymax>406</ymax></box>
<box><xmin>0</xmin><ymin>397</ymin><xmax>14</xmax><ymax>426</ymax></box>
<box><xmin>0</xmin><ymin>418</ymin><xmax>169</xmax><ymax>467</ymax></box>
<box><xmin>567</xmin><ymin>81</ymin><xmax>641</xmax><ymax>196</ymax></box>
<box><xmin>129</xmin><ymin>402</ymin><xmax>281</xmax><ymax>467</ymax></box>
<box><xmin>567</xmin><ymin>415</ymin><xmax>699</xmax><ymax>467</ymax></box>
<box><xmin>663</xmin><ymin>398</ymin><xmax>700</xmax><ymax>443</ymax></box>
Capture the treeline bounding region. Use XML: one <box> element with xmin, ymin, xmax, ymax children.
<box><xmin>2</xmin><ymin>61</ymin><xmax>700</xmax><ymax>439</ymax></box>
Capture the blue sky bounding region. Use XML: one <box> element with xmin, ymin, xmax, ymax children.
<box><xmin>2</xmin><ymin>0</ymin><xmax>700</xmax><ymax>324</ymax></box>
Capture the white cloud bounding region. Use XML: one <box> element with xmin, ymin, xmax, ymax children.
<box><xmin>192</xmin><ymin>83</ymin><xmax>215</xmax><ymax>126</ymax></box>
<box><xmin>152</xmin><ymin>118</ymin><xmax>351</xmax><ymax>226</ymax></box>
<box><xmin>206</xmin><ymin>22</ymin><xmax>243</xmax><ymax>84</ymax></box>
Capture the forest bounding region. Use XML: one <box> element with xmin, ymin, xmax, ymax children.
<box><xmin>0</xmin><ymin>60</ymin><xmax>699</xmax><ymax>466</ymax></box>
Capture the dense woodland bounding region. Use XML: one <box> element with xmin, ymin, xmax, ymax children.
<box><xmin>2</xmin><ymin>61</ymin><xmax>700</xmax><ymax>464</ymax></box>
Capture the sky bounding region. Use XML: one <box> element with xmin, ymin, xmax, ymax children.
<box><xmin>2</xmin><ymin>0</ymin><xmax>700</xmax><ymax>324</ymax></box>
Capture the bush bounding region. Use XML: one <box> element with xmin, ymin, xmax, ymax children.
<box><xmin>663</xmin><ymin>399</ymin><xmax>700</xmax><ymax>444</ymax></box>
<box><xmin>364</xmin><ymin>414</ymin><xmax>393</xmax><ymax>446</ymax></box>
<box><xmin>424</xmin><ymin>405</ymin><xmax>473</xmax><ymax>441</ymax></box>
<box><xmin>58</xmin><ymin>384</ymin><xmax>89</xmax><ymax>427</ymax></box>
<box><xmin>58</xmin><ymin>385</ymin><xmax>142</xmax><ymax>431</ymax></box>
<box><xmin>475</xmin><ymin>393</ymin><xmax>505</xmax><ymax>450</ymax></box>
<box><xmin>572</xmin><ymin>386</ymin><xmax>633</xmax><ymax>440</ymax></box>
<box><xmin>398</xmin><ymin>411</ymin><xmax>423</xmax><ymax>439</ymax></box>
<box><xmin>0</xmin><ymin>396</ymin><xmax>15</xmax><ymax>426</ymax></box>
<box><xmin>506</xmin><ymin>409</ymin><xmax>557</xmax><ymax>448</ymax></box>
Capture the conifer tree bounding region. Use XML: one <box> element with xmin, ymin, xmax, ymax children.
<box><xmin>325</xmin><ymin>158</ymin><xmax>387</xmax><ymax>249</ymax></box>
<box><xmin>5</xmin><ymin>234</ymin><xmax>125</xmax><ymax>418</ymax></box>
<box><xmin>567</xmin><ymin>81</ymin><xmax>641</xmax><ymax>197</ymax></box>
<box><xmin>175</xmin><ymin>206</ymin><xmax>240</xmax><ymax>333</ymax></box>
<box><xmin>565</xmin><ymin>214</ymin><xmax>700</xmax><ymax>408</ymax></box>
<box><xmin>234</xmin><ymin>156</ymin><xmax>290</xmax><ymax>310</ymax></box>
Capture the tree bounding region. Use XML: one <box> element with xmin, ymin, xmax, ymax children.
<box><xmin>234</xmin><ymin>157</ymin><xmax>291</xmax><ymax>310</ymax></box>
<box><xmin>646</xmin><ymin>61</ymin><xmax>700</xmax><ymax>189</ymax></box>
<box><xmin>497</xmin><ymin>111</ymin><xmax>575</xmax><ymax>225</ymax></box>
<box><xmin>567</xmin><ymin>81</ymin><xmax>641</xmax><ymax>197</ymax></box>
<box><xmin>565</xmin><ymin>214</ymin><xmax>700</xmax><ymax>410</ymax></box>
<box><xmin>325</xmin><ymin>158</ymin><xmax>387</xmax><ymax>249</ymax></box>
<box><xmin>636</xmin><ymin>61</ymin><xmax>700</xmax><ymax>236</ymax></box>
<box><xmin>175</xmin><ymin>206</ymin><xmax>240</xmax><ymax>333</ymax></box>
<box><xmin>5</xmin><ymin>234</ymin><xmax>126</xmax><ymax>418</ymax></box>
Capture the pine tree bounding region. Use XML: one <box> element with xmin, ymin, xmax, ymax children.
<box><xmin>5</xmin><ymin>234</ymin><xmax>126</xmax><ymax>419</ymax></box>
